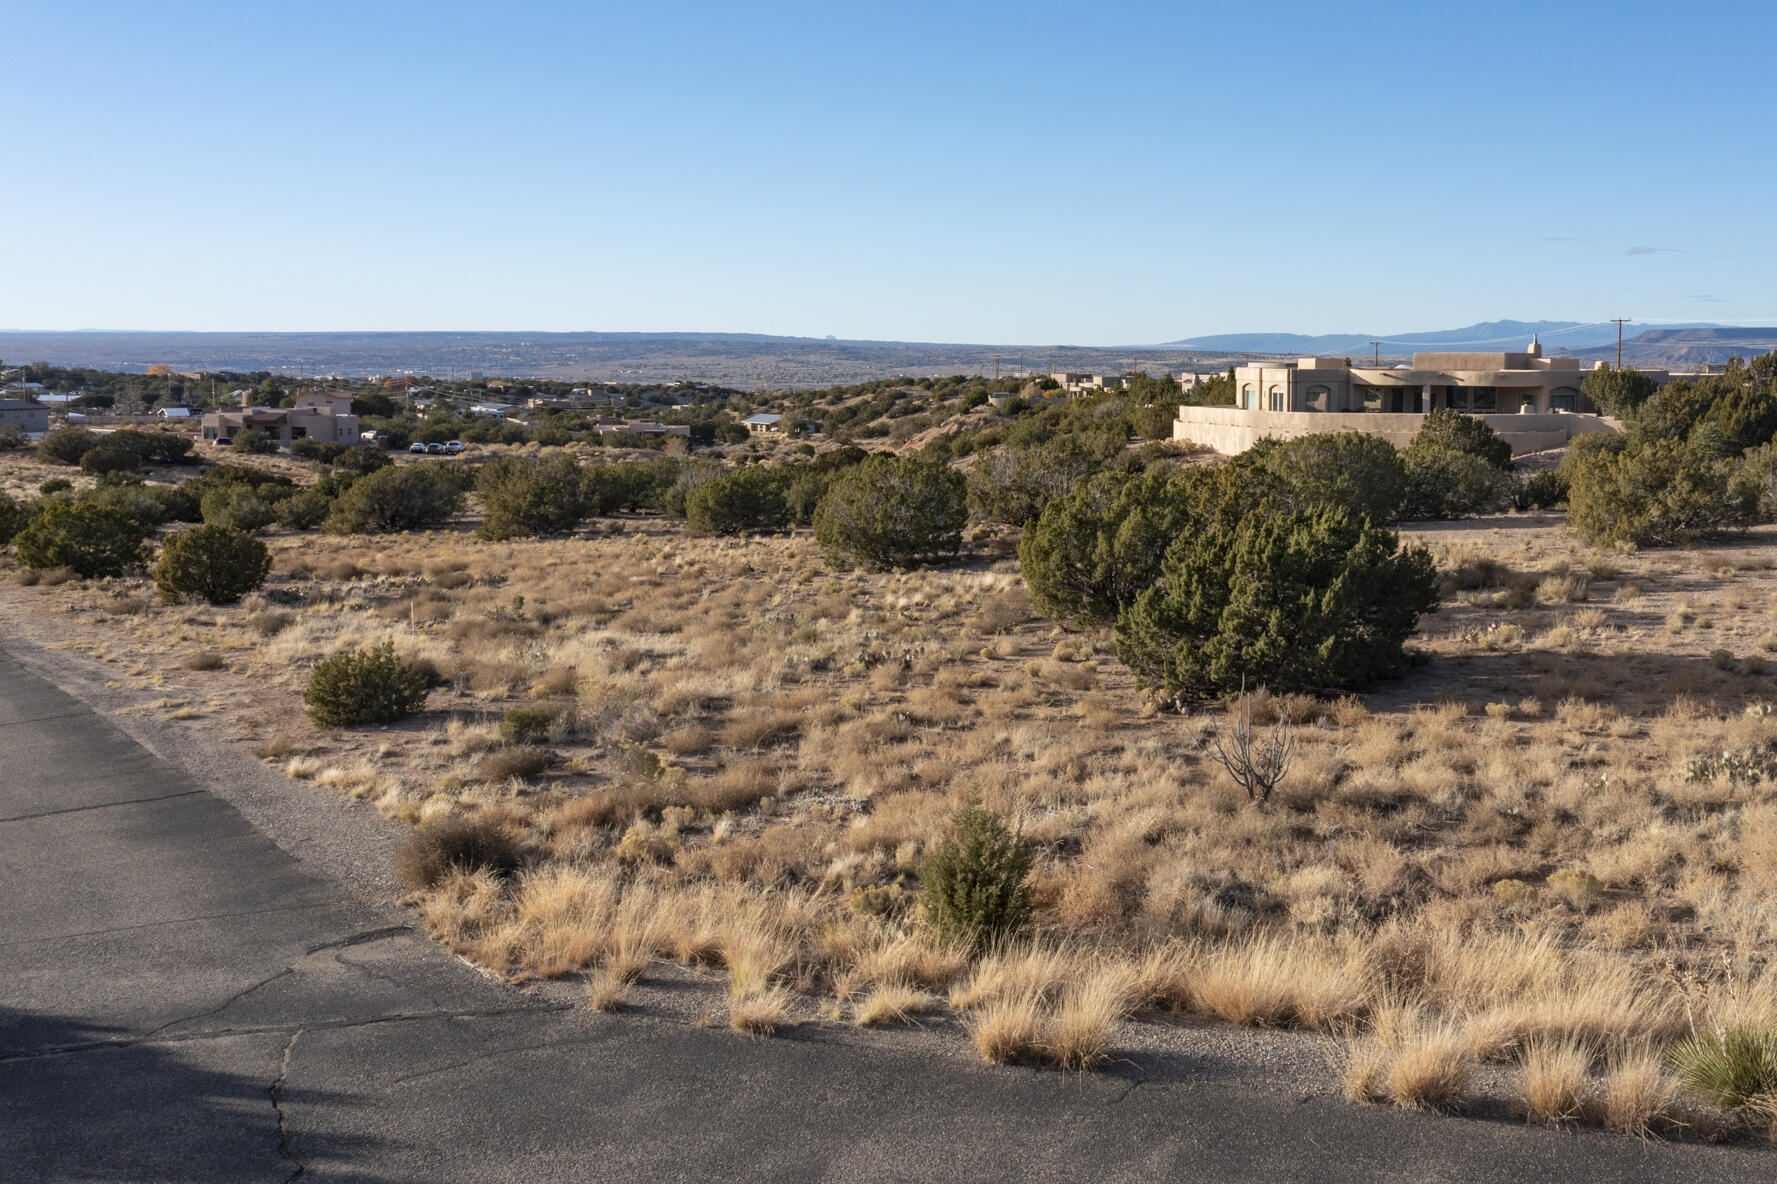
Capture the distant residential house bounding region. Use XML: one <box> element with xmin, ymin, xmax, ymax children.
<box><xmin>157</xmin><ymin>407</ymin><xmax>194</xmax><ymax>419</ymax></box>
<box><xmin>0</xmin><ymin>399</ymin><xmax>50</xmax><ymax>437</ymax></box>
<box><xmin>468</xmin><ymin>402</ymin><xmax>514</xmax><ymax>418</ymax></box>
<box><xmin>742</xmin><ymin>413</ymin><xmax>782</xmax><ymax>433</ymax></box>
<box><xmin>592</xmin><ymin>417</ymin><xmax>690</xmax><ymax>439</ymax></box>
<box><xmin>201</xmin><ymin>388</ymin><xmax>359</xmax><ymax>447</ymax></box>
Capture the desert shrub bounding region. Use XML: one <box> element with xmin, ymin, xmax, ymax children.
<box><xmin>814</xmin><ymin>454</ymin><xmax>967</xmax><ymax>570</ymax></box>
<box><xmin>153</xmin><ymin>524</ymin><xmax>272</xmax><ymax>605</ymax></box>
<box><xmin>1516</xmin><ymin>468</ymin><xmax>1569</xmax><ymax>510</ymax></box>
<box><xmin>1582</xmin><ymin>366</ymin><xmax>1658</xmax><ymax>418</ymax></box>
<box><xmin>920</xmin><ymin>802</ymin><xmax>1032</xmax><ymax>948</ymax></box>
<box><xmin>326</xmin><ymin>463</ymin><xmax>465</xmax><ymax>533</ymax></box>
<box><xmin>38</xmin><ymin>478</ymin><xmax>72</xmax><ymax>495</ymax></box>
<box><xmin>478</xmin><ymin>746</ymin><xmax>550</xmax><ymax>783</ymax></box>
<box><xmin>291</xmin><ymin>437</ymin><xmax>347</xmax><ymax>464</ymax></box>
<box><xmin>37</xmin><ymin>428</ymin><xmax>103</xmax><ymax>466</ymax></box>
<box><xmin>0</xmin><ymin>492</ymin><xmax>25</xmax><ymax>545</ymax></box>
<box><xmin>230</xmin><ymin>428</ymin><xmax>278</xmax><ymax>454</ymax></box>
<box><xmin>333</xmin><ymin>444</ymin><xmax>392</xmax><ymax>474</ymax></box>
<box><xmin>1241</xmin><ymin>431</ymin><xmax>1409</xmax><ymax>522</ymax></box>
<box><xmin>500</xmin><ymin>707</ymin><xmax>554</xmax><ymax>743</ymax></box>
<box><xmin>79</xmin><ymin>447</ymin><xmax>139</xmax><ymax>477</ymax></box>
<box><xmin>1019</xmin><ymin>465</ymin><xmax>1218</xmax><ymax>628</ymax></box>
<box><xmin>1568</xmin><ymin>439</ymin><xmax>1753</xmax><ymax>547</ymax></box>
<box><xmin>184</xmin><ymin>464</ymin><xmax>297</xmax><ymax>496</ymax></box>
<box><xmin>394</xmin><ymin>816</ymin><xmax>523</xmax><ymax>890</ymax></box>
<box><xmin>1399</xmin><ymin>446</ymin><xmax>1514</xmax><ymax>519</ymax></box>
<box><xmin>1409</xmin><ymin>408</ymin><xmax>1512</xmax><ymax>470</ymax></box>
<box><xmin>107</xmin><ymin>430</ymin><xmax>195</xmax><ymax>465</ymax></box>
<box><xmin>1668</xmin><ymin>1025</ymin><xmax>1777</xmax><ymax>1110</ymax></box>
<box><xmin>274</xmin><ymin>488</ymin><xmax>332</xmax><ymax>530</ymax></box>
<box><xmin>200</xmin><ymin>485</ymin><xmax>277</xmax><ymax>533</ymax></box>
<box><xmin>0</xmin><ymin>423</ymin><xmax>27</xmax><ymax>450</ymax></box>
<box><xmin>967</xmin><ymin>436</ymin><xmax>1102</xmax><ymax>526</ymax></box>
<box><xmin>476</xmin><ymin>453</ymin><xmax>585</xmax><ymax>539</ymax></box>
<box><xmin>303</xmin><ymin>643</ymin><xmax>432</xmax><ymax>726</ymax></box>
<box><xmin>1115</xmin><ymin>502</ymin><xmax>1438</xmax><ymax>698</ymax></box>
<box><xmin>685</xmin><ymin>465</ymin><xmax>791</xmax><ymax>536</ymax></box>
<box><xmin>12</xmin><ymin>503</ymin><xmax>147</xmax><ymax>577</ymax></box>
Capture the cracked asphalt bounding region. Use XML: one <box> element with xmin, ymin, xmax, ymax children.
<box><xmin>2</xmin><ymin>645</ymin><xmax>1774</xmax><ymax>1182</ymax></box>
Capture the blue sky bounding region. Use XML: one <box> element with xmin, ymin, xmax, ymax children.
<box><xmin>4</xmin><ymin>0</ymin><xmax>1773</xmax><ymax>343</ymax></box>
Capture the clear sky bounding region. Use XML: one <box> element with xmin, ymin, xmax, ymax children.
<box><xmin>4</xmin><ymin>0</ymin><xmax>1773</xmax><ymax>344</ymax></box>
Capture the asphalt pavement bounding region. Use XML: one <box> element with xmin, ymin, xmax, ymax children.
<box><xmin>0</xmin><ymin>642</ymin><xmax>1770</xmax><ymax>1182</ymax></box>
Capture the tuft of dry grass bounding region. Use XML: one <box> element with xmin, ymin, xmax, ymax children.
<box><xmin>1520</xmin><ymin>1039</ymin><xmax>1591</xmax><ymax>1125</ymax></box>
<box><xmin>852</xmin><ymin>983</ymin><xmax>933</xmax><ymax>1027</ymax></box>
<box><xmin>1045</xmin><ymin>970</ymin><xmax>1134</xmax><ymax>1070</ymax></box>
<box><xmin>967</xmin><ymin>991</ymin><xmax>1044</xmax><ymax>1064</ymax></box>
<box><xmin>1189</xmin><ymin>936</ymin><xmax>1367</xmax><ymax>1030</ymax></box>
<box><xmin>729</xmin><ymin>987</ymin><xmax>796</xmax><ymax>1036</ymax></box>
<box><xmin>585</xmin><ymin>968</ymin><xmax>630</xmax><ymax>1012</ymax></box>
<box><xmin>1386</xmin><ymin>1022</ymin><xmax>1473</xmax><ymax>1111</ymax></box>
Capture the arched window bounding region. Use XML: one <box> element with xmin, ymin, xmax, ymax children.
<box><xmin>1268</xmin><ymin>386</ymin><xmax>1284</xmax><ymax>411</ymax></box>
<box><xmin>1242</xmin><ymin>384</ymin><xmax>1256</xmax><ymax>410</ymax></box>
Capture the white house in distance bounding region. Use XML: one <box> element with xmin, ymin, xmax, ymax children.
<box><xmin>1173</xmin><ymin>338</ymin><xmax>1636</xmax><ymax>456</ymax></box>
<box><xmin>742</xmin><ymin>413</ymin><xmax>783</xmax><ymax>434</ymax></box>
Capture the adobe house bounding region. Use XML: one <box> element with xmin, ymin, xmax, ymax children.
<box><xmin>201</xmin><ymin>388</ymin><xmax>360</xmax><ymax>447</ymax></box>
<box><xmin>1174</xmin><ymin>338</ymin><xmax>1634</xmax><ymax>456</ymax></box>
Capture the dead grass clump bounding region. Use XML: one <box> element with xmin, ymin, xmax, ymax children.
<box><xmin>395</xmin><ymin>816</ymin><xmax>523</xmax><ymax>890</ymax></box>
<box><xmin>1189</xmin><ymin>936</ymin><xmax>1367</xmax><ymax>1030</ymax></box>
<box><xmin>585</xmin><ymin>968</ymin><xmax>630</xmax><ymax>1012</ymax></box>
<box><xmin>1601</xmin><ymin>1046</ymin><xmax>1678</xmax><ymax>1137</ymax></box>
<box><xmin>1387</xmin><ymin>1023</ymin><xmax>1473</xmax><ymax>1110</ymax></box>
<box><xmin>968</xmin><ymin>991</ymin><xmax>1044</xmax><ymax>1063</ymax></box>
<box><xmin>719</xmin><ymin>709</ymin><xmax>802</xmax><ymax>749</ymax></box>
<box><xmin>1046</xmin><ymin>971</ymin><xmax>1134</xmax><ymax>1070</ymax></box>
<box><xmin>1520</xmin><ymin>1039</ymin><xmax>1591</xmax><ymax>1124</ymax></box>
<box><xmin>181</xmin><ymin>651</ymin><xmax>225</xmax><ymax>671</ymax></box>
<box><xmin>852</xmin><ymin>983</ymin><xmax>934</xmax><ymax>1027</ymax></box>
<box><xmin>729</xmin><ymin>988</ymin><xmax>796</xmax><ymax>1036</ymax></box>
<box><xmin>477</xmin><ymin>746</ymin><xmax>551</xmax><ymax>784</ymax></box>
<box><xmin>662</xmin><ymin>724</ymin><xmax>716</xmax><ymax>756</ymax></box>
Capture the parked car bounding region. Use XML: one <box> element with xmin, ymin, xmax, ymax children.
<box><xmin>408</xmin><ymin>442</ymin><xmax>427</xmax><ymax>454</ymax></box>
<box><xmin>444</xmin><ymin>441</ymin><xmax>465</xmax><ymax>455</ymax></box>
<box><xmin>425</xmin><ymin>442</ymin><xmax>445</xmax><ymax>455</ymax></box>
<box><xmin>212</xmin><ymin>437</ymin><xmax>232</xmax><ymax>447</ymax></box>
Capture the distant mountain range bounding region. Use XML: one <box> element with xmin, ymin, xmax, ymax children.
<box><xmin>0</xmin><ymin>321</ymin><xmax>1770</xmax><ymax>387</ymax></box>
<box><xmin>1164</xmin><ymin>320</ymin><xmax>1731</xmax><ymax>354</ymax></box>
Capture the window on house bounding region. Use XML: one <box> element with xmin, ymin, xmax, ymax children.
<box><xmin>1549</xmin><ymin>388</ymin><xmax>1578</xmax><ymax>412</ymax></box>
<box><xmin>1306</xmin><ymin>385</ymin><xmax>1330</xmax><ymax>411</ymax></box>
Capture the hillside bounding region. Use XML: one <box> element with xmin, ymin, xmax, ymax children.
<box><xmin>1554</xmin><ymin>327</ymin><xmax>1777</xmax><ymax>369</ymax></box>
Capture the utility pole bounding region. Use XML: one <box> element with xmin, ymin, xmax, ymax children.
<box><xmin>1368</xmin><ymin>341</ymin><xmax>1382</xmax><ymax>366</ymax></box>
<box><xmin>994</xmin><ymin>355</ymin><xmax>1000</xmax><ymax>380</ymax></box>
<box><xmin>1610</xmin><ymin>318</ymin><xmax>1632</xmax><ymax>369</ymax></box>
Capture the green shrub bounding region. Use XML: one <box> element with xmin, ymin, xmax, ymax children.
<box><xmin>200</xmin><ymin>485</ymin><xmax>276</xmax><ymax>533</ymax></box>
<box><xmin>79</xmin><ymin>447</ymin><xmax>139</xmax><ymax>477</ymax></box>
<box><xmin>1399</xmin><ymin>446</ymin><xmax>1514</xmax><ymax>519</ymax></box>
<box><xmin>475</xmin><ymin>453</ymin><xmax>585</xmax><ymax>539</ymax></box>
<box><xmin>86</xmin><ymin>480</ymin><xmax>201</xmax><ymax>528</ymax></box>
<box><xmin>967</xmin><ymin>436</ymin><xmax>1101</xmax><ymax>526</ymax></box>
<box><xmin>185</xmin><ymin>464</ymin><xmax>297</xmax><ymax>496</ymax></box>
<box><xmin>303</xmin><ymin>643</ymin><xmax>432</xmax><ymax>726</ymax></box>
<box><xmin>153</xmin><ymin>524</ymin><xmax>272</xmax><ymax>604</ymax></box>
<box><xmin>919</xmin><ymin>802</ymin><xmax>1032</xmax><ymax>948</ymax></box>
<box><xmin>107</xmin><ymin>430</ymin><xmax>195</xmax><ymax>465</ymax></box>
<box><xmin>1409</xmin><ymin>408</ymin><xmax>1512</xmax><ymax>470</ymax></box>
<box><xmin>292</xmin><ymin>437</ymin><xmax>348</xmax><ymax>463</ymax></box>
<box><xmin>0</xmin><ymin>492</ymin><xmax>25</xmax><ymax>546</ymax></box>
<box><xmin>12</xmin><ymin>503</ymin><xmax>147</xmax><ymax>577</ymax></box>
<box><xmin>1567</xmin><ymin>439</ymin><xmax>1753</xmax><ymax>548</ymax></box>
<box><xmin>230</xmin><ymin>428</ymin><xmax>278</xmax><ymax>454</ymax></box>
<box><xmin>326</xmin><ymin>464</ymin><xmax>466</xmax><ymax>533</ymax></box>
<box><xmin>273</xmin><ymin>488</ymin><xmax>331</xmax><ymax>530</ymax></box>
<box><xmin>500</xmin><ymin>707</ymin><xmax>554</xmax><ymax>743</ymax></box>
<box><xmin>1241</xmin><ymin>431</ymin><xmax>1409</xmax><ymax>522</ymax></box>
<box><xmin>394</xmin><ymin>816</ymin><xmax>522</xmax><ymax>890</ymax></box>
<box><xmin>1114</xmin><ymin>502</ymin><xmax>1439</xmax><ymax>698</ymax></box>
<box><xmin>1581</xmin><ymin>366</ymin><xmax>1658</xmax><ymax>418</ymax></box>
<box><xmin>1019</xmin><ymin>466</ymin><xmax>1208</xmax><ymax>628</ymax></box>
<box><xmin>813</xmin><ymin>454</ymin><xmax>967</xmax><ymax>570</ymax></box>
<box><xmin>333</xmin><ymin>445</ymin><xmax>391</xmax><ymax>474</ymax></box>
<box><xmin>1516</xmin><ymin>468</ymin><xmax>1569</xmax><ymax>510</ymax></box>
<box><xmin>37</xmin><ymin>428</ymin><xmax>102</xmax><ymax>466</ymax></box>
<box><xmin>1668</xmin><ymin>1025</ymin><xmax>1777</xmax><ymax>1110</ymax></box>
<box><xmin>38</xmin><ymin>478</ymin><xmax>72</xmax><ymax>495</ymax></box>
<box><xmin>684</xmin><ymin>465</ymin><xmax>791</xmax><ymax>536</ymax></box>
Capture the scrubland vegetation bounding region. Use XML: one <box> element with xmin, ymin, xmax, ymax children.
<box><xmin>8</xmin><ymin>359</ymin><xmax>1777</xmax><ymax>1145</ymax></box>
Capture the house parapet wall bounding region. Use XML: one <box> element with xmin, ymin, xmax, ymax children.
<box><xmin>1173</xmin><ymin>406</ymin><xmax>1619</xmax><ymax>457</ymax></box>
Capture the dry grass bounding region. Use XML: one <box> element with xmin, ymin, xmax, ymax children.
<box><xmin>1520</xmin><ymin>1039</ymin><xmax>1591</xmax><ymax>1125</ymax></box>
<box><xmin>1387</xmin><ymin>1022</ymin><xmax>1473</xmax><ymax>1111</ymax></box>
<box><xmin>16</xmin><ymin>479</ymin><xmax>1777</xmax><ymax>1132</ymax></box>
<box><xmin>729</xmin><ymin>987</ymin><xmax>796</xmax><ymax>1036</ymax></box>
<box><xmin>852</xmin><ymin>983</ymin><xmax>934</xmax><ymax>1027</ymax></box>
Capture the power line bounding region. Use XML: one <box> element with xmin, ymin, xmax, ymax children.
<box><xmin>1610</xmin><ymin>318</ymin><xmax>1632</xmax><ymax>369</ymax></box>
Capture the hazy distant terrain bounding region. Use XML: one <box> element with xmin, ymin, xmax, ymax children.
<box><xmin>0</xmin><ymin>331</ymin><xmax>1242</xmax><ymax>388</ymax></box>
<box><xmin>1</xmin><ymin>322</ymin><xmax>1769</xmax><ymax>387</ymax></box>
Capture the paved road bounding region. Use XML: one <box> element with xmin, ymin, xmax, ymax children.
<box><xmin>0</xmin><ymin>644</ymin><xmax>1769</xmax><ymax>1183</ymax></box>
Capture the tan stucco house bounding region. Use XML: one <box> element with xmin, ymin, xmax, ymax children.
<box><xmin>201</xmin><ymin>389</ymin><xmax>360</xmax><ymax>447</ymax></box>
